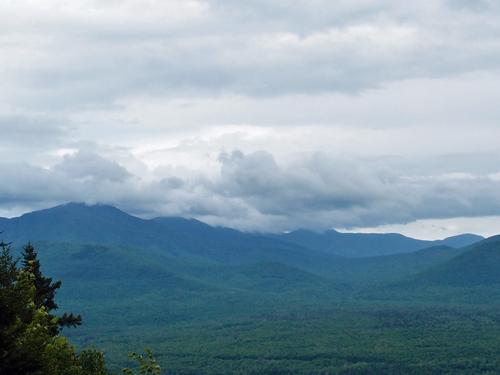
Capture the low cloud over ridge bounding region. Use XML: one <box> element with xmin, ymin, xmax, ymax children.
<box><xmin>1</xmin><ymin>149</ymin><xmax>500</xmax><ymax>233</ymax></box>
<box><xmin>1</xmin><ymin>1</ymin><xmax>500</xmax><ymax>236</ymax></box>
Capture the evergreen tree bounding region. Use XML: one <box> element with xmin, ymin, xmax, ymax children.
<box><xmin>1</xmin><ymin>241</ymin><xmax>110</xmax><ymax>375</ymax></box>
<box><xmin>21</xmin><ymin>243</ymin><xmax>60</xmax><ymax>310</ymax></box>
<box><xmin>21</xmin><ymin>243</ymin><xmax>82</xmax><ymax>333</ymax></box>
<box><xmin>0</xmin><ymin>241</ymin><xmax>29</xmax><ymax>374</ymax></box>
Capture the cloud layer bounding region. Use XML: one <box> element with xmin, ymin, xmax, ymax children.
<box><xmin>2</xmin><ymin>149</ymin><xmax>500</xmax><ymax>233</ymax></box>
<box><xmin>2</xmin><ymin>0</ymin><xmax>500</xmax><ymax>107</ymax></box>
<box><xmin>1</xmin><ymin>1</ymin><xmax>500</xmax><ymax>236</ymax></box>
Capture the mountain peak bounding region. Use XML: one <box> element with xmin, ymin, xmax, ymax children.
<box><xmin>20</xmin><ymin>202</ymin><xmax>131</xmax><ymax>218</ymax></box>
<box><xmin>440</xmin><ymin>233</ymin><xmax>484</xmax><ymax>248</ymax></box>
<box><xmin>443</xmin><ymin>233</ymin><xmax>484</xmax><ymax>241</ymax></box>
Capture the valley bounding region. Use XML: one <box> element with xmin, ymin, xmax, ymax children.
<box><xmin>2</xmin><ymin>203</ymin><xmax>500</xmax><ymax>373</ymax></box>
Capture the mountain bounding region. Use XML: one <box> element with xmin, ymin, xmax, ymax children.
<box><xmin>3</xmin><ymin>203</ymin><xmax>497</xmax><ymax>374</ymax></box>
<box><xmin>0</xmin><ymin>203</ymin><xmax>338</xmax><ymax>269</ymax></box>
<box><xmin>0</xmin><ymin>203</ymin><xmax>484</xmax><ymax>262</ymax></box>
<box><xmin>413</xmin><ymin>236</ymin><xmax>500</xmax><ymax>286</ymax></box>
<box><xmin>0</xmin><ymin>202</ymin><xmax>489</xmax><ymax>291</ymax></box>
<box><xmin>436</xmin><ymin>233</ymin><xmax>485</xmax><ymax>248</ymax></box>
<box><xmin>273</xmin><ymin>229</ymin><xmax>483</xmax><ymax>258</ymax></box>
<box><xmin>321</xmin><ymin>244</ymin><xmax>469</xmax><ymax>285</ymax></box>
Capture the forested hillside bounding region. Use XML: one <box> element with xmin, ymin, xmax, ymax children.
<box><xmin>1</xmin><ymin>204</ymin><xmax>499</xmax><ymax>374</ymax></box>
<box><xmin>0</xmin><ymin>203</ymin><xmax>483</xmax><ymax>260</ymax></box>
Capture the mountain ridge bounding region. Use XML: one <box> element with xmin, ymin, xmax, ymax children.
<box><xmin>0</xmin><ymin>202</ymin><xmax>484</xmax><ymax>259</ymax></box>
<box><xmin>410</xmin><ymin>236</ymin><xmax>500</xmax><ymax>286</ymax></box>
<box><xmin>273</xmin><ymin>229</ymin><xmax>483</xmax><ymax>257</ymax></box>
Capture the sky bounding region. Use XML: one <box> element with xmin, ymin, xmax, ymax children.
<box><xmin>1</xmin><ymin>0</ymin><xmax>500</xmax><ymax>239</ymax></box>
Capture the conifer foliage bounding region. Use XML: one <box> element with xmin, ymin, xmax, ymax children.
<box><xmin>21</xmin><ymin>243</ymin><xmax>82</xmax><ymax>333</ymax></box>
<box><xmin>0</xmin><ymin>241</ymin><xmax>108</xmax><ymax>375</ymax></box>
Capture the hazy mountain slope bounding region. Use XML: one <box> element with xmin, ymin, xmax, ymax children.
<box><xmin>1</xmin><ymin>204</ymin><xmax>484</xmax><ymax>263</ymax></box>
<box><xmin>437</xmin><ymin>234</ymin><xmax>485</xmax><ymax>248</ymax></box>
<box><xmin>25</xmin><ymin>240</ymin><xmax>336</xmax><ymax>331</ymax></box>
<box><xmin>30</xmin><ymin>242</ymin><xmax>212</xmax><ymax>299</ymax></box>
<box><xmin>20</xmin><ymin>239</ymin><xmax>467</xmax><ymax>296</ymax></box>
<box><xmin>310</xmin><ymin>245</ymin><xmax>469</xmax><ymax>285</ymax></box>
<box><xmin>276</xmin><ymin>230</ymin><xmax>431</xmax><ymax>257</ymax></box>
<box><xmin>0</xmin><ymin>202</ymin><xmax>485</xmax><ymax>284</ymax></box>
<box><xmin>188</xmin><ymin>261</ymin><xmax>332</xmax><ymax>293</ymax></box>
<box><xmin>414</xmin><ymin>236</ymin><xmax>500</xmax><ymax>286</ymax></box>
<box><xmin>0</xmin><ymin>203</ymin><xmax>338</xmax><ymax>269</ymax></box>
<box><xmin>1</xmin><ymin>203</ymin><xmax>158</xmax><ymax>246</ymax></box>
<box><xmin>274</xmin><ymin>229</ymin><xmax>483</xmax><ymax>258</ymax></box>
<box><xmin>31</xmin><ymin>241</ymin><xmax>331</xmax><ymax>295</ymax></box>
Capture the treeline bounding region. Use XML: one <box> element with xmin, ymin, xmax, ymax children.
<box><xmin>0</xmin><ymin>241</ymin><xmax>159</xmax><ymax>375</ymax></box>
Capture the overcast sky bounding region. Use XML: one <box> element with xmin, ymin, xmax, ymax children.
<box><xmin>1</xmin><ymin>0</ymin><xmax>500</xmax><ymax>239</ymax></box>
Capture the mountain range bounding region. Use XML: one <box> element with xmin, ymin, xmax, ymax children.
<box><xmin>2</xmin><ymin>202</ymin><xmax>500</xmax><ymax>373</ymax></box>
<box><xmin>0</xmin><ymin>202</ymin><xmax>484</xmax><ymax>259</ymax></box>
<box><xmin>1</xmin><ymin>202</ymin><xmax>493</xmax><ymax>288</ymax></box>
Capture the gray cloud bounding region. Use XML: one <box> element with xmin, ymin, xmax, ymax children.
<box><xmin>209</xmin><ymin>151</ymin><xmax>500</xmax><ymax>230</ymax></box>
<box><xmin>1</xmin><ymin>149</ymin><xmax>500</xmax><ymax>233</ymax></box>
<box><xmin>0</xmin><ymin>114</ymin><xmax>69</xmax><ymax>147</ymax></box>
<box><xmin>447</xmin><ymin>0</ymin><xmax>492</xmax><ymax>11</ymax></box>
<box><xmin>1</xmin><ymin>0</ymin><xmax>500</xmax><ymax>110</ymax></box>
<box><xmin>1</xmin><ymin>1</ymin><xmax>500</xmax><ymax>236</ymax></box>
<box><xmin>54</xmin><ymin>151</ymin><xmax>132</xmax><ymax>182</ymax></box>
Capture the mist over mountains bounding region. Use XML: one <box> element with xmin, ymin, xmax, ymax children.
<box><xmin>2</xmin><ymin>202</ymin><xmax>494</xmax><ymax>292</ymax></box>
<box><xmin>1</xmin><ymin>202</ymin><xmax>496</xmax><ymax>293</ymax></box>
<box><xmin>0</xmin><ymin>202</ymin><xmax>484</xmax><ymax>259</ymax></box>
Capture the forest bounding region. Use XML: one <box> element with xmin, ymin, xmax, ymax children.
<box><xmin>2</xmin><ymin>204</ymin><xmax>500</xmax><ymax>374</ymax></box>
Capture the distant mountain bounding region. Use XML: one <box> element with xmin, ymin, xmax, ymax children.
<box><xmin>413</xmin><ymin>236</ymin><xmax>500</xmax><ymax>286</ymax></box>
<box><xmin>273</xmin><ymin>229</ymin><xmax>483</xmax><ymax>258</ymax></box>
<box><xmin>322</xmin><ymin>244</ymin><xmax>469</xmax><ymax>285</ymax></box>
<box><xmin>0</xmin><ymin>203</ymin><xmax>336</xmax><ymax>269</ymax></box>
<box><xmin>0</xmin><ymin>203</ymin><xmax>484</xmax><ymax>261</ymax></box>
<box><xmin>435</xmin><ymin>233</ymin><xmax>485</xmax><ymax>248</ymax></box>
<box><xmin>2</xmin><ymin>202</ymin><xmax>497</xmax><ymax>358</ymax></box>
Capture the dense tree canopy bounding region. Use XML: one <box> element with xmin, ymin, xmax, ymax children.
<box><xmin>21</xmin><ymin>243</ymin><xmax>82</xmax><ymax>334</ymax></box>
<box><xmin>0</xmin><ymin>241</ymin><xmax>160</xmax><ymax>375</ymax></box>
<box><xmin>0</xmin><ymin>241</ymin><xmax>108</xmax><ymax>375</ymax></box>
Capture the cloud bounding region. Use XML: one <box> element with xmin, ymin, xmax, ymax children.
<box><xmin>0</xmin><ymin>1</ymin><xmax>499</xmax><ymax>237</ymax></box>
<box><xmin>1</xmin><ymin>149</ymin><xmax>500</xmax><ymax>233</ymax></box>
<box><xmin>54</xmin><ymin>151</ymin><xmax>131</xmax><ymax>182</ymax></box>
<box><xmin>208</xmin><ymin>151</ymin><xmax>500</xmax><ymax>230</ymax></box>
<box><xmin>1</xmin><ymin>0</ymin><xmax>500</xmax><ymax>110</ymax></box>
<box><xmin>0</xmin><ymin>114</ymin><xmax>69</xmax><ymax>147</ymax></box>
